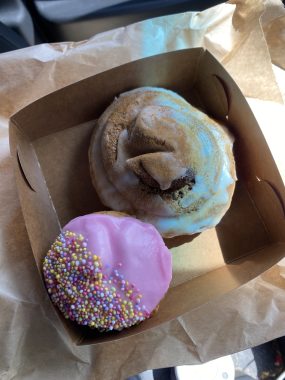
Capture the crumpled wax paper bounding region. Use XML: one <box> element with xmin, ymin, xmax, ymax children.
<box><xmin>1</xmin><ymin>0</ymin><xmax>285</xmax><ymax>379</ymax></box>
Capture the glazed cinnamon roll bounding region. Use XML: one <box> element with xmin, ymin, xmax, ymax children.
<box><xmin>89</xmin><ymin>87</ymin><xmax>236</xmax><ymax>238</ymax></box>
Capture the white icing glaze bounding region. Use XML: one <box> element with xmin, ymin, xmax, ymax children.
<box><xmin>89</xmin><ymin>87</ymin><xmax>236</xmax><ymax>237</ymax></box>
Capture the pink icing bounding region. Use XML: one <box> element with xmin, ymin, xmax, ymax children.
<box><xmin>63</xmin><ymin>213</ymin><xmax>172</xmax><ymax>316</ymax></box>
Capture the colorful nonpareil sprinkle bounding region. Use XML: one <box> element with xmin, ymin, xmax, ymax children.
<box><xmin>43</xmin><ymin>231</ymin><xmax>150</xmax><ymax>331</ymax></box>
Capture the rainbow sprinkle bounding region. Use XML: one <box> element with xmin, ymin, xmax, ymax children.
<box><xmin>43</xmin><ymin>230</ymin><xmax>150</xmax><ymax>331</ymax></box>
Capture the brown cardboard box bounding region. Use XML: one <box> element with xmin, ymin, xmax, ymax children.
<box><xmin>9</xmin><ymin>48</ymin><xmax>285</xmax><ymax>345</ymax></box>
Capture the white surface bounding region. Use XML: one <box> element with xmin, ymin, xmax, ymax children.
<box><xmin>175</xmin><ymin>356</ymin><xmax>235</xmax><ymax>380</ymax></box>
<box><xmin>277</xmin><ymin>371</ymin><xmax>285</xmax><ymax>380</ymax></box>
<box><xmin>232</xmin><ymin>349</ymin><xmax>257</xmax><ymax>379</ymax></box>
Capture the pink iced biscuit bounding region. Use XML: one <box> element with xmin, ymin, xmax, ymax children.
<box><xmin>43</xmin><ymin>213</ymin><xmax>172</xmax><ymax>331</ymax></box>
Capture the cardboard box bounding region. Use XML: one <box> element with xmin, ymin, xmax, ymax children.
<box><xmin>9</xmin><ymin>48</ymin><xmax>285</xmax><ymax>345</ymax></box>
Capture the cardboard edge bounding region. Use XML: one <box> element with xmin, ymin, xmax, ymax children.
<box><xmin>9</xmin><ymin>48</ymin><xmax>206</xmax><ymax>140</ymax></box>
<box><xmin>195</xmin><ymin>51</ymin><xmax>285</xmax><ymax>244</ymax></box>
<box><xmin>9</xmin><ymin>119</ymin><xmax>62</xmax><ymax>257</ymax></box>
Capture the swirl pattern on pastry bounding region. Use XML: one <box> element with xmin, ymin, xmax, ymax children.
<box><xmin>89</xmin><ymin>87</ymin><xmax>236</xmax><ymax>237</ymax></box>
